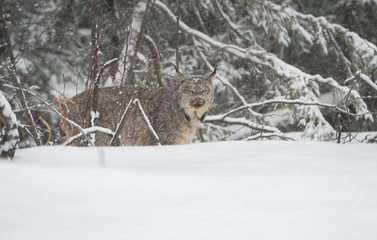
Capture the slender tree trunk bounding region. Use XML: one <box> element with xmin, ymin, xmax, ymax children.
<box><xmin>88</xmin><ymin>0</ymin><xmax>101</xmax><ymax>128</ymax></box>
<box><xmin>0</xmin><ymin>1</ymin><xmax>41</xmax><ymax>146</ymax></box>
<box><xmin>107</xmin><ymin>0</ymin><xmax>120</xmax><ymax>81</ymax></box>
<box><xmin>175</xmin><ymin>0</ymin><xmax>180</xmax><ymax>71</ymax></box>
<box><xmin>117</xmin><ymin>0</ymin><xmax>152</xmax><ymax>85</ymax></box>
<box><xmin>145</xmin><ymin>34</ymin><xmax>163</xmax><ymax>86</ymax></box>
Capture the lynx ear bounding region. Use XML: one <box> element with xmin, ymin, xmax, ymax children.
<box><xmin>208</xmin><ymin>67</ymin><xmax>217</xmax><ymax>83</ymax></box>
<box><xmin>173</xmin><ymin>64</ymin><xmax>186</xmax><ymax>85</ymax></box>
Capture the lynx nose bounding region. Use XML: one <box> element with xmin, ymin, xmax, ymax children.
<box><xmin>190</xmin><ymin>98</ymin><xmax>206</xmax><ymax>108</ymax></box>
<box><xmin>195</xmin><ymin>97</ymin><xmax>205</xmax><ymax>103</ymax></box>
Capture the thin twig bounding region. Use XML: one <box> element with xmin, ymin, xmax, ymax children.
<box><xmin>205</xmin><ymin>115</ymin><xmax>281</xmax><ymax>134</ymax></box>
<box><xmin>133</xmin><ymin>98</ymin><xmax>161</xmax><ymax>145</ymax></box>
<box><xmin>218</xmin><ymin>98</ymin><xmax>360</xmax><ymax>120</ymax></box>
<box><xmin>109</xmin><ymin>98</ymin><xmax>133</xmax><ymax>146</ymax></box>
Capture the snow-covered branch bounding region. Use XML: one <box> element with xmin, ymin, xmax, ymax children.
<box><xmin>0</xmin><ymin>91</ymin><xmax>19</xmax><ymax>159</ymax></box>
<box><xmin>344</xmin><ymin>71</ymin><xmax>377</xmax><ymax>93</ymax></box>
<box><xmin>155</xmin><ymin>0</ymin><xmax>372</xmax><ymax>140</ymax></box>
<box><xmin>218</xmin><ymin>98</ymin><xmax>361</xmax><ymax>120</ymax></box>
<box><xmin>242</xmin><ymin>132</ymin><xmax>294</xmax><ymax>141</ymax></box>
<box><xmin>205</xmin><ymin>115</ymin><xmax>281</xmax><ymax>134</ymax></box>
<box><xmin>251</xmin><ymin>0</ymin><xmax>377</xmax><ymax>78</ymax></box>
<box><xmin>247</xmin><ymin>0</ymin><xmax>313</xmax><ymax>48</ymax></box>
<box><xmin>63</xmin><ymin>126</ymin><xmax>115</xmax><ymax>146</ymax></box>
<box><xmin>214</xmin><ymin>0</ymin><xmax>250</xmax><ymax>42</ymax></box>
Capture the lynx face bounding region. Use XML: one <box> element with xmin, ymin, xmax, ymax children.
<box><xmin>175</xmin><ymin>70</ymin><xmax>216</xmax><ymax>121</ymax></box>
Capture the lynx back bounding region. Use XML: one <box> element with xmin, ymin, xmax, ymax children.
<box><xmin>60</xmin><ymin>69</ymin><xmax>216</xmax><ymax>146</ymax></box>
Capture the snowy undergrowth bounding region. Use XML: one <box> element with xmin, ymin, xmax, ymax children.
<box><xmin>1</xmin><ymin>141</ymin><xmax>377</xmax><ymax>240</ymax></box>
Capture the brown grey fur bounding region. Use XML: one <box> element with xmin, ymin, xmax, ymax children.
<box><xmin>61</xmin><ymin>70</ymin><xmax>216</xmax><ymax>146</ymax></box>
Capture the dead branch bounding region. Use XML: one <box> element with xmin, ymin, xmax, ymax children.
<box><xmin>109</xmin><ymin>98</ymin><xmax>133</xmax><ymax>146</ymax></box>
<box><xmin>205</xmin><ymin>115</ymin><xmax>281</xmax><ymax>134</ymax></box>
<box><xmin>145</xmin><ymin>35</ymin><xmax>163</xmax><ymax>87</ymax></box>
<box><xmin>133</xmin><ymin>98</ymin><xmax>161</xmax><ymax>145</ymax></box>
<box><xmin>218</xmin><ymin>98</ymin><xmax>364</xmax><ymax>120</ymax></box>
<box><xmin>242</xmin><ymin>132</ymin><xmax>294</xmax><ymax>141</ymax></box>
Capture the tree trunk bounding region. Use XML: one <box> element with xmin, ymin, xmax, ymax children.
<box><xmin>117</xmin><ymin>0</ymin><xmax>152</xmax><ymax>85</ymax></box>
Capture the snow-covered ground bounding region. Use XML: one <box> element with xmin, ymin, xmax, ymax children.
<box><xmin>1</xmin><ymin>141</ymin><xmax>377</xmax><ymax>240</ymax></box>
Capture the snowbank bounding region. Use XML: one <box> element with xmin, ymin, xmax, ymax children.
<box><xmin>1</xmin><ymin>141</ymin><xmax>377</xmax><ymax>240</ymax></box>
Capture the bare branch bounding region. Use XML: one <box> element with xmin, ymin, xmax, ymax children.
<box><xmin>205</xmin><ymin>115</ymin><xmax>281</xmax><ymax>134</ymax></box>
<box><xmin>144</xmin><ymin>35</ymin><xmax>163</xmax><ymax>86</ymax></box>
<box><xmin>133</xmin><ymin>98</ymin><xmax>161</xmax><ymax>145</ymax></box>
<box><xmin>109</xmin><ymin>98</ymin><xmax>133</xmax><ymax>146</ymax></box>
<box><xmin>242</xmin><ymin>132</ymin><xmax>294</xmax><ymax>141</ymax></box>
<box><xmin>218</xmin><ymin>98</ymin><xmax>359</xmax><ymax>120</ymax></box>
<box><xmin>344</xmin><ymin>71</ymin><xmax>377</xmax><ymax>93</ymax></box>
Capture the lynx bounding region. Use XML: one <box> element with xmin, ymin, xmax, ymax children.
<box><xmin>61</xmin><ymin>68</ymin><xmax>216</xmax><ymax>146</ymax></box>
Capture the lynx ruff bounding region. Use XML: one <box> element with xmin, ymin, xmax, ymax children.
<box><xmin>61</xmin><ymin>68</ymin><xmax>216</xmax><ymax>146</ymax></box>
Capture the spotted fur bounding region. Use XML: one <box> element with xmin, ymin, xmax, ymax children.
<box><xmin>61</xmin><ymin>69</ymin><xmax>216</xmax><ymax>146</ymax></box>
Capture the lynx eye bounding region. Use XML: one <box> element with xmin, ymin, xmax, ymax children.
<box><xmin>184</xmin><ymin>89</ymin><xmax>195</xmax><ymax>94</ymax></box>
<box><xmin>201</xmin><ymin>89</ymin><xmax>209</xmax><ymax>94</ymax></box>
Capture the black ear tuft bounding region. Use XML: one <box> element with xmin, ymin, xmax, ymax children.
<box><xmin>172</xmin><ymin>63</ymin><xmax>179</xmax><ymax>73</ymax></box>
<box><xmin>208</xmin><ymin>67</ymin><xmax>217</xmax><ymax>83</ymax></box>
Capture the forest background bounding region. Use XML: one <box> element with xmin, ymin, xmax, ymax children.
<box><xmin>1</xmin><ymin>0</ymin><xmax>377</xmax><ymax>157</ymax></box>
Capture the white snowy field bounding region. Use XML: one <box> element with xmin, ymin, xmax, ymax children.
<box><xmin>1</xmin><ymin>141</ymin><xmax>377</xmax><ymax>240</ymax></box>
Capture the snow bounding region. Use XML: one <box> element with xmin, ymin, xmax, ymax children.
<box><xmin>1</xmin><ymin>141</ymin><xmax>377</xmax><ymax>240</ymax></box>
<box><xmin>359</xmin><ymin>72</ymin><xmax>377</xmax><ymax>92</ymax></box>
<box><xmin>0</xmin><ymin>92</ymin><xmax>17</xmax><ymax>124</ymax></box>
<box><xmin>344</xmin><ymin>71</ymin><xmax>377</xmax><ymax>93</ymax></box>
<box><xmin>0</xmin><ymin>91</ymin><xmax>19</xmax><ymax>155</ymax></box>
